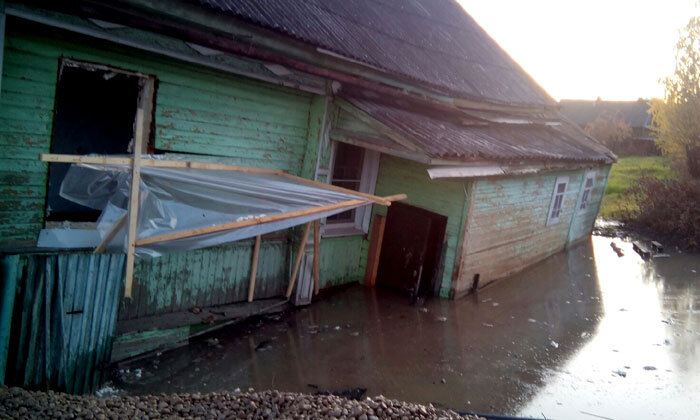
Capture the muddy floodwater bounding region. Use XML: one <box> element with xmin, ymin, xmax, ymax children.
<box><xmin>118</xmin><ymin>236</ymin><xmax>700</xmax><ymax>419</ymax></box>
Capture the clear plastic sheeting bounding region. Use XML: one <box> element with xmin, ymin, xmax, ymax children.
<box><xmin>59</xmin><ymin>162</ymin><xmax>371</xmax><ymax>257</ymax></box>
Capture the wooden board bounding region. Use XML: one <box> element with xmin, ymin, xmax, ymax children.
<box><xmin>286</xmin><ymin>222</ymin><xmax>311</xmax><ymax>298</ymax></box>
<box><xmin>313</xmin><ymin>220</ymin><xmax>320</xmax><ymax>295</ymax></box>
<box><xmin>364</xmin><ymin>214</ymin><xmax>386</xmax><ymax>288</ymax></box>
<box><xmin>248</xmin><ymin>235</ymin><xmax>261</xmax><ymax>302</ymax></box>
<box><xmin>124</xmin><ymin>108</ymin><xmax>146</xmax><ymax>299</ymax></box>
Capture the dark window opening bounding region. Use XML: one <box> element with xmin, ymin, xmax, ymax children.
<box><xmin>46</xmin><ymin>63</ymin><xmax>141</xmax><ymax>222</ymax></box>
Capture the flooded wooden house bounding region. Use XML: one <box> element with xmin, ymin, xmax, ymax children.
<box><xmin>0</xmin><ymin>0</ymin><xmax>615</xmax><ymax>392</ymax></box>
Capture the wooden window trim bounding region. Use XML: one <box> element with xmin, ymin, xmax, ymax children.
<box><xmin>577</xmin><ymin>171</ymin><xmax>596</xmax><ymax>215</ymax></box>
<box><xmin>324</xmin><ymin>141</ymin><xmax>380</xmax><ymax>237</ymax></box>
<box><xmin>546</xmin><ymin>176</ymin><xmax>569</xmax><ymax>226</ymax></box>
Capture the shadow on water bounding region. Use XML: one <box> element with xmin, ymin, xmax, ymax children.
<box><xmin>117</xmin><ymin>236</ymin><xmax>699</xmax><ymax>419</ymax></box>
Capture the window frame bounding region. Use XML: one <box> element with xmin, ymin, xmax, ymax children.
<box><xmin>577</xmin><ymin>171</ymin><xmax>596</xmax><ymax>215</ymax></box>
<box><xmin>546</xmin><ymin>176</ymin><xmax>569</xmax><ymax>226</ymax></box>
<box><xmin>44</xmin><ymin>58</ymin><xmax>157</xmax><ymax>228</ymax></box>
<box><xmin>323</xmin><ymin>141</ymin><xmax>380</xmax><ymax>237</ymax></box>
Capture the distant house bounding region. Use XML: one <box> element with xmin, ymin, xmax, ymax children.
<box><xmin>560</xmin><ymin>99</ymin><xmax>659</xmax><ymax>155</ymax></box>
<box><xmin>0</xmin><ymin>0</ymin><xmax>615</xmax><ymax>392</ymax></box>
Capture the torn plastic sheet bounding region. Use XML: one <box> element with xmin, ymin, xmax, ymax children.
<box><xmin>59</xmin><ymin>162</ymin><xmax>370</xmax><ymax>257</ymax></box>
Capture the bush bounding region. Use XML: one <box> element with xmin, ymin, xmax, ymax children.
<box><xmin>624</xmin><ymin>177</ymin><xmax>700</xmax><ymax>249</ymax></box>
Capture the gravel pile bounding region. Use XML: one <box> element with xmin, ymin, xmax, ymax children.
<box><xmin>1</xmin><ymin>386</ymin><xmax>483</xmax><ymax>419</ymax></box>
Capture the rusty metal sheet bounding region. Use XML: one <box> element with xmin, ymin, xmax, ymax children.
<box><xmin>345</xmin><ymin>96</ymin><xmax>616</xmax><ymax>163</ymax></box>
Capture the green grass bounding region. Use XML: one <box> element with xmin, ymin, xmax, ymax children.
<box><xmin>600</xmin><ymin>156</ymin><xmax>675</xmax><ymax>219</ymax></box>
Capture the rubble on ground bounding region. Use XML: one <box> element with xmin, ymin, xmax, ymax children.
<box><xmin>0</xmin><ymin>386</ymin><xmax>483</xmax><ymax>420</ymax></box>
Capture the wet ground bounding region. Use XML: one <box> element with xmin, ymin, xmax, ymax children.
<box><xmin>117</xmin><ymin>236</ymin><xmax>700</xmax><ymax>419</ymax></box>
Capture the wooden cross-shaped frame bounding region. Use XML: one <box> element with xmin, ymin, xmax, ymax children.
<box><xmin>39</xmin><ymin>151</ymin><xmax>405</xmax><ymax>301</ymax></box>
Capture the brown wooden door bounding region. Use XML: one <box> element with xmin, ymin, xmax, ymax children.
<box><xmin>376</xmin><ymin>202</ymin><xmax>447</xmax><ymax>296</ymax></box>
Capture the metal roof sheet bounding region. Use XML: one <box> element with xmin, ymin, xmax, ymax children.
<box><xmin>345</xmin><ymin>96</ymin><xmax>616</xmax><ymax>164</ymax></box>
<box><xmin>196</xmin><ymin>0</ymin><xmax>555</xmax><ymax>106</ymax></box>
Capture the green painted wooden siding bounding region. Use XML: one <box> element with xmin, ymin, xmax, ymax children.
<box><xmin>372</xmin><ymin>156</ymin><xmax>469</xmax><ymax>298</ymax></box>
<box><xmin>0</xmin><ymin>20</ymin><xmax>312</xmax><ymax>243</ymax></box>
<box><xmin>456</xmin><ymin>166</ymin><xmax>611</xmax><ymax>295</ymax></box>
<box><xmin>0</xmin><ymin>20</ymin><xmax>369</xmax><ymax>327</ymax></box>
<box><xmin>121</xmin><ymin>239</ymin><xmax>288</xmax><ymax>320</ymax></box>
<box><xmin>319</xmin><ymin>236</ymin><xmax>367</xmax><ymax>288</ymax></box>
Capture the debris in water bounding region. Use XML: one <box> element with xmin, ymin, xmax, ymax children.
<box><xmin>349</xmin><ymin>331</ymin><xmax>360</xmax><ymax>337</ymax></box>
<box><xmin>419</xmin><ymin>307</ymin><xmax>428</xmax><ymax>313</ymax></box>
<box><xmin>206</xmin><ymin>338</ymin><xmax>219</xmax><ymax>346</ymax></box>
<box><xmin>334</xmin><ymin>325</ymin><xmax>341</xmax><ymax>330</ymax></box>
<box><xmin>481</xmin><ymin>298</ymin><xmax>492</xmax><ymax>303</ymax></box>
<box><xmin>610</xmin><ymin>242</ymin><xmax>624</xmax><ymax>257</ymax></box>
<box><xmin>580</xmin><ymin>332</ymin><xmax>590</xmax><ymax>338</ymax></box>
<box><xmin>643</xmin><ymin>366</ymin><xmax>657</xmax><ymax>371</ymax></box>
<box><xmin>440</xmin><ymin>378</ymin><xmax>447</xmax><ymax>384</ymax></box>
<box><xmin>550</xmin><ymin>341</ymin><xmax>559</xmax><ymax>349</ymax></box>
<box><xmin>652</xmin><ymin>253</ymin><xmax>670</xmax><ymax>258</ymax></box>
<box><xmin>482</xmin><ymin>323</ymin><xmax>494</xmax><ymax>328</ymax></box>
<box><xmin>528</xmin><ymin>318</ymin><xmax>537</xmax><ymax>323</ymax></box>
<box><xmin>95</xmin><ymin>384</ymin><xmax>119</xmax><ymax>397</ymax></box>
<box><xmin>436</xmin><ymin>316</ymin><xmax>447</xmax><ymax>322</ymax></box>
<box><xmin>492</xmin><ymin>302</ymin><xmax>499</xmax><ymax>307</ymax></box>
<box><xmin>613</xmin><ymin>370</ymin><xmax>627</xmax><ymax>377</ymax></box>
<box><xmin>664</xmin><ymin>339</ymin><xmax>671</xmax><ymax>345</ymax></box>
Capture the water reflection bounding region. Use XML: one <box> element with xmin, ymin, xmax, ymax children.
<box><xmin>519</xmin><ymin>237</ymin><xmax>700</xmax><ymax>419</ymax></box>
<box><xmin>118</xmin><ymin>236</ymin><xmax>699</xmax><ymax>419</ymax></box>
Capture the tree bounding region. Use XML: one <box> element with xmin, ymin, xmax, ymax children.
<box><xmin>650</xmin><ymin>16</ymin><xmax>700</xmax><ymax>178</ymax></box>
<box><xmin>584</xmin><ymin>110</ymin><xmax>632</xmax><ymax>153</ymax></box>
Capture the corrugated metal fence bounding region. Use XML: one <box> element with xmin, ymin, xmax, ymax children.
<box><xmin>0</xmin><ymin>252</ymin><xmax>124</xmax><ymax>394</ymax></box>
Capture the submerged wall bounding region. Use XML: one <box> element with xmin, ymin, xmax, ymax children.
<box><xmin>454</xmin><ymin>165</ymin><xmax>611</xmax><ymax>296</ymax></box>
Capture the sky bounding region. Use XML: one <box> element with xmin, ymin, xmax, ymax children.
<box><xmin>457</xmin><ymin>0</ymin><xmax>699</xmax><ymax>101</ymax></box>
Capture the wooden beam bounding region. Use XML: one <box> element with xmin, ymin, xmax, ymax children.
<box><xmin>313</xmin><ymin>220</ymin><xmax>320</xmax><ymax>295</ymax></box>
<box><xmin>39</xmin><ymin>153</ymin><xmax>284</xmax><ymax>174</ymax></box>
<box><xmin>135</xmin><ymin>199</ymin><xmax>366</xmax><ymax>246</ymax></box>
<box><xmin>94</xmin><ymin>214</ymin><xmax>127</xmax><ymax>254</ymax></box>
<box><xmin>381</xmin><ymin>194</ymin><xmax>407</xmax><ymax>202</ymax></box>
<box><xmin>247</xmin><ymin>235</ymin><xmax>261</xmax><ymax>302</ymax></box>
<box><xmin>144</xmin><ymin>159</ymin><xmax>283</xmax><ymax>174</ymax></box>
<box><xmin>278</xmin><ymin>172</ymin><xmax>392</xmax><ymax>206</ymax></box>
<box><xmin>124</xmin><ymin>108</ymin><xmax>146</xmax><ymax>299</ymax></box>
<box><xmin>286</xmin><ymin>222</ymin><xmax>311</xmax><ymax>298</ymax></box>
<box><xmin>363</xmin><ymin>214</ymin><xmax>386</xmax><ymax>288</ymax></box>
<box><xmin>40</xmin><ymin>154</ymin><xmax>133</xmax><ymax>165</ymax></box>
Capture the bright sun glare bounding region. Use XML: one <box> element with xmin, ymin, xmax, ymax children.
<box><xmin>458</xmin><ymin>0</ymin><xmax>699</xmax><ymax>101</ymax></box>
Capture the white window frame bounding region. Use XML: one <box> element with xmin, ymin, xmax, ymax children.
<box><xmin>323</xmin><ymin>141</ymin><xmax>380</xmax><ymax>237</ymax></box>
<box><xmin>546</xmin><ymin>176</ymin><xmax>569</xmax><ymax>226</ymax></box>
<box><xmin>577</xmin><ymin>171</ymin><xmax>596</xmax><ymax>215</ymax></box>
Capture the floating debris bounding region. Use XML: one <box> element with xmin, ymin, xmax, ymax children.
<box><xmin>613</xmin><ymin>370</ymin><xmax>627</xmax><ymax>377</ymax></box>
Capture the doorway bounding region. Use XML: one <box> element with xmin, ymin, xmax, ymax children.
<box><xmin>376</xmin><ymin>202</ymin><xmax>447</xmax><ymax>297</ymax></box>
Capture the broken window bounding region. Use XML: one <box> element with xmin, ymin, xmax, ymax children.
<box><xmin>325</xmin><ymin>142</ymin><xmax>379</xmax><ymax>236</ymax></box>
<box><xmin>578</xmin><ymin>172</ymin><xmax>596</xmax><ymax>213</ymax></box>
<box><xmin>46</xmin><ymin>59</ymin><xmax>153</xmax><ymax>223</ymax></box>
<box><xmin>547</xmin><ymin>176</ymin><xmax>569</xmax><ymax>226</ymax></box>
